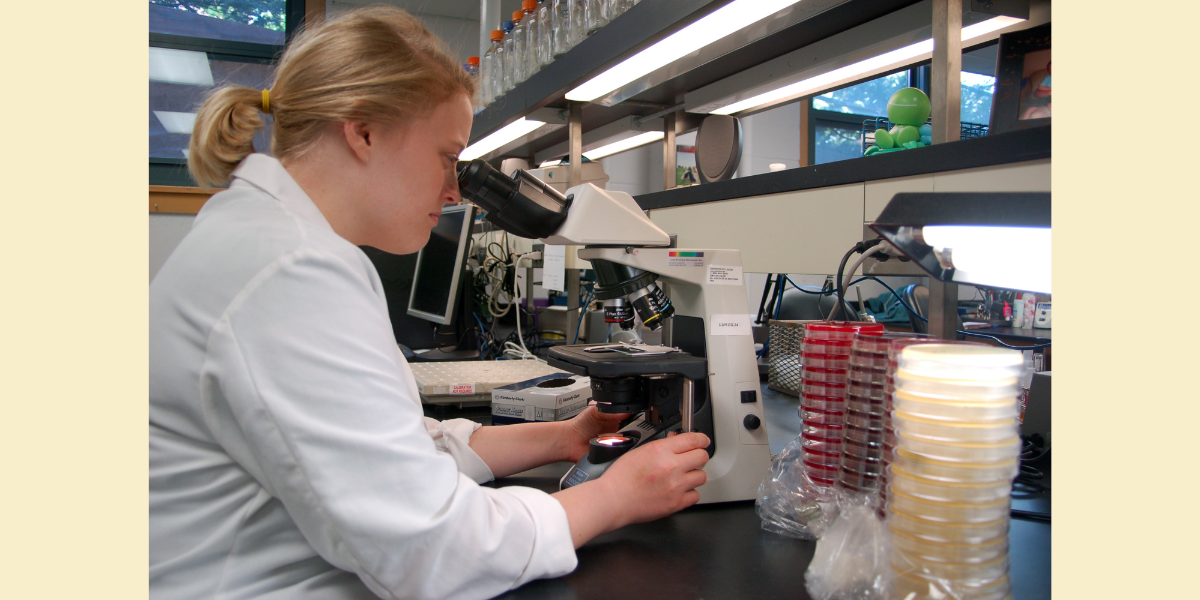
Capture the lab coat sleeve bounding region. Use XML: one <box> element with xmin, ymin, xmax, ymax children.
<box><xmin>423</xmin><ymin>417</ymin><xmax>494</xmax><ymax>484</ymax></box>
<box><xmin>200</xmin><ymin>248</ymin><xmax>577</xmax><ymax>600</ymax></box>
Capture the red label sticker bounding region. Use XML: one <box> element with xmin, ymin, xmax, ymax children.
<box><xmin>451</xmin><ymin>384</ymin><xmax>475</xmax><ymax>395</ymax></box>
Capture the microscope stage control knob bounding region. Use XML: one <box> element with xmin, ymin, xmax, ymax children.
<box><xmin>743</xmin><ymin>414</ymin><xmax>761</xmax><ymax>431</ymax></box>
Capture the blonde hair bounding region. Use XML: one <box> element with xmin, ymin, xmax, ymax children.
<box><xmin>188</xmin><ymin>6</ymin><xmax>476</xmax><ymax>189</ymax></box>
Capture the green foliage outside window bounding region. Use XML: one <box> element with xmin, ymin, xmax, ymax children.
<box><xmin>151</xmin><ymin>0</ymin><xmax>286</xmax><ymax>31</ymax></box>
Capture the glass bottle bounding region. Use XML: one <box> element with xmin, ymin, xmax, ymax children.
<box><xmin>481</xmin><ymin>30</ymin><xmax>503</xmax><ymax>107</ymax></box>
<box><xmin>571</xmin><ymin>0</ymin><xmax>588</xmax><ymax>46</ymax></box>
<box><xmin>521</xmin><ymin>0</ymin><xmax>539</xmax><ymax>81</ymax></box>
<box><xmin>537</xmin><ymin>0</ymin><xmax>553</xmax><ymax>67</ymax></box>
<box><xmin>500</xmin><ymin>20</ymin><xmax>515</xmax><ymax>93</ymax></box>
<box><xmin>552</xmin><ymin>0</ymin><xmax>573</xmax><ymax>58</ymax></box>
<box><xmin>586</xmin><ymin>0</ymin><xmax>609</xmax><ymax>35</ymax></box>
<box><xmin>510</xmin><ymin>10</ymin><xmax>527</xmax><ymax>87</ymax></box>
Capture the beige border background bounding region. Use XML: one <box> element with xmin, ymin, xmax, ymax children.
<box><xmin>2</xmin><ymin>0</ymin><xmax>1190</xmax><ymax>598</ymax></box>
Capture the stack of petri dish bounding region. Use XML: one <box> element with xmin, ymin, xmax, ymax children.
<box><xmin>838</xmin><ymin>332</ymin><xmax>928</xmax><ymax>494</ymax></box>
<box><xmin>797</xmin><ymin>321</ymin><xmax>883</xmax><ymax>487</ymax></box>
<box><xmin>886</xmin><ymin>344</ymin><xmax>1024</xmax><ymax>600</ymax></box>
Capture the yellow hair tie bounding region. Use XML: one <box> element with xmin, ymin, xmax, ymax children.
<box><xmin>261</xmin><ymin>88</ymin><xmax>271</xmax><ymax>114</ymax></box>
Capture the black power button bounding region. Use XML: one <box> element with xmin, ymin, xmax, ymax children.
<box><xmin>743</xmin><ymin>414</ymin><xmax>761</xmax><ymax>430</ymax></box>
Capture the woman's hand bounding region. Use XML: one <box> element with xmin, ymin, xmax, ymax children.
<box><xmin>552</xmin><ymin>432</ymin><xmax>710</xmax><ymax>547</ymax></box>
<box><xmin>557</xmin><ymin>405</ymin><xmax>629</xmax><ymax>463</ymax></box>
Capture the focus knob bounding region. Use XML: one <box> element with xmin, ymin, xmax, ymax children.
<box><xmin>743</xmin><ymin>414</ymin><xmax>761</xmax><ymax>431</ymax></box>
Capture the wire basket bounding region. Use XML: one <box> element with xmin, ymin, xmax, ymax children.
<box><xmin>861</xmin><ymin>118</ymin><xmax>989</xmax><ymax>154</ymax></box>
<box><xmin>767</xmin><ymin>320</ymin><xmax>808</xmax><ymax>396</ymax></box>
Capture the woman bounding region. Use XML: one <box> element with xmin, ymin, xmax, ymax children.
<box><xmin>149</xmin><ymin>7</ymin><xmax>709</xmax><ymax>600</ymax></box>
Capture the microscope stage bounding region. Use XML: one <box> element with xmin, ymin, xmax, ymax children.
<box><xmin>547</xmin><ymin>344</ymin><xmax>708</xmax><ymax>379</ymax></box>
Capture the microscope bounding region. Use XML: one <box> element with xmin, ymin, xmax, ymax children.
<box><xmin>458</xmin><ymin>161</ymin><xmax>769</xmax><ymax>503</ymax></box>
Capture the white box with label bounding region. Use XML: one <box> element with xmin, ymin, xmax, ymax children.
<box><xmin>491</xmin><ymin>374</ymin><xmax>591</xmax><ymax>424</ymax></box>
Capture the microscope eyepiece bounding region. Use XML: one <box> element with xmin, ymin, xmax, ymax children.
<box><xmin>456</xmin><ymin>159</ymin><xmax>570</xmax><ymax>239</ymax></box>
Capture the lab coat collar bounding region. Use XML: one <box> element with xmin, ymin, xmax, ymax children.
<box><xmin>231</xmin><ymin>154</ymin><xmax>335</xmax><ymax>233</ymax></box>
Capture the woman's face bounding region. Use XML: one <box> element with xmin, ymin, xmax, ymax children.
<box><xmin>356</xmin><ymin>93</ymin><xmax>473</xmax><ymax>255</ymax></box>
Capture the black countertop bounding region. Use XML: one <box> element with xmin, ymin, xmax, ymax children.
<box><xmin>490</xmin><ymin>385</ymin><xmax>1051</xmax><ymax>600</ymax></box>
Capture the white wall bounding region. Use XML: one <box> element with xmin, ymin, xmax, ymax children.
<box><xmin>735</xmin><ymin>102</ymin><xmax>801</xmax><ymax>178</ymax></box>
<box><xmin>150</xmin><ymin>213</ymin><xmax>196</xmax><ymax>282</ymax></box>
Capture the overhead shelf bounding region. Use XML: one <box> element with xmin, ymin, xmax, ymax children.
<box><xmin>634</xmin><ymin>126</ymin><xmax>1050</xmax><ymax>210</ymax></box>
<box><xmin>469</xmin><ymin>0</ymin><xmax>933</xmax><ymax>157</ymax></box>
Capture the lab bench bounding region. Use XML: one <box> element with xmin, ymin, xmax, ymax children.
<box><xmin>487</xmin><ymin>384</ymin><xmax>1051</xmax><ymax>600</ymax></box>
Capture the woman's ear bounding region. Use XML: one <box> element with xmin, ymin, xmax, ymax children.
<box><xmin>342</xmin><ymin>121</ymin><xmax>374</xmax><ymax>163</ymax></box>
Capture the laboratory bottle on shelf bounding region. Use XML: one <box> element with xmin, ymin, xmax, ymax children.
<box><xmin>520</xmin><ymin>0</ymin><xmax>539</xmax><ymax>82</ymax></box>
<box><xmin>465</xmin><ymin>56</ymin><xmax>480</xmax><ymax>112</ymax></box>
<box><xmin>536</xmin><ymin>0</ymin><xmax>553</xmax><ymax>68</ymax></box>
<box><xmin>570</xmin><ymin>0</ymin><xmax>588</xmax><ymax>46</ymax></box>
<box><xmin>552</xmin><ymin>0</ymin><xmax>573</xmax><ymax>58</ymax></box>
<box><xmin>507</xmin><ymin>11</ymin><xmax>525</xmax><ymax>88</ymax></box>
<box><xmin>500</xmin><ymin>20</ymin><xmax>515</xmax><ymax>93</ymax></box>
<box><xmin>481</xmin><ymin>30</ymin><xmax>503</xmax><ymax>107</ymax></box>
<box><xmin>586</xmin><ymin>0</ymin><xmax>609</xmax><ymax>35</ymax></box>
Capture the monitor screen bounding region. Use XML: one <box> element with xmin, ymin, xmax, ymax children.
<box><xmin>407</xmin><ymin>203</ymin><xmax>475</xmax><ymax>325</ymax></box>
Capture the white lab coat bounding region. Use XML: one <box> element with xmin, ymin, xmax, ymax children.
<box><xmin>149</xmin><ymin>154</ymin><xmax>577</xmax><ymax>600</ymax></box>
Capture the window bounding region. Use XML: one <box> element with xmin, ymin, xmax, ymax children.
<box><xmin>149</xmin><ymin>1</ymin><xmax>293</xmax><ymax>185</ymax></box>
<box><xmin>961</xmin><ymin>71</ymin><xmax>995</xmax><ymax>126</ymax></box>
<box><xmin>813</xmin><ymin>72</ymin><xmax>910</xmax><ymax>118</ymax></box>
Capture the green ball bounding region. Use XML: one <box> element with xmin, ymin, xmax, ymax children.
<box><xmin>895</xmin><ymin>125</ymin><xmax>920</xmax><ymax>146</ymax></box>
<box><xmin>874</xmin><ymin>129</ymin><xmax>894</xmax><ymax>149</ymax></box>
<box><xmin>887</xmin><ymin>87</ymin><xmax>931</xmax><ymax>126</ymax></box>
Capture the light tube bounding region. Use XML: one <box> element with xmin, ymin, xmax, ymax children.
<box><xmin>583</xmin><ymin>131</ymin><xmax>665</xmax><ymax>160</ymax></box>
<box><xmin>149</xmin><ymin>47</ymin><xmax>214</xmax><ymax>86</ymax></box>
<box><xmin>460</xmin><ymin>118</ymin><xmax>546</xmax><ymax>160</ymax></box>
<box><xmin>539</xmin><ymin>159</ymin><xmax>564</xmax><ymax>168</ymax></box>
<box><xmin>566</xmin><ymin>0</ymin><xmax>804</xmax><ymax>102</ymax></box>
<box><xmin>710</xmin><ymin>16</ymin><xmax>1023</xmax><ymax>115</ymax></box>
<box><xmin>154</xmin><ymin>111</ymin><xmax>198</xmax><ymax>134</ymax></box>
<box><xmin>922</xmin><ymin>225</ymin><xmax>1051</xmax><ymax>293</ymax></box>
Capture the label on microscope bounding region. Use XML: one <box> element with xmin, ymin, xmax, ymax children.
<box><xmin>667</xmin><ymin>251</ymin><xmax>705</xmax><ymax>268</ymax></box>
<box><xmin>710</xmin><ymin>314</ymin><xmax>752</xmax><ymax>336</ymax></box>
<box><xmin>450</xmin><ymin>383</ymin><xmax>476</xmax><ymax>395</ymax></box>
<box><xmin>707</xmin><ymin>265</ymin><xmax>743</xmax><ymax>285</ymax></box>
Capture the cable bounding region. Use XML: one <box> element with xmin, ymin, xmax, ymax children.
<box><xmin>863</xmin><ymin>277</ymin><xmax>1052</xmax><ymax>350</ymax></box>
<box><xmin>842</xmin><ymin>244</ymin><xmax>886</xmax><ymax>301</ymax></box>
<box><xmin>502</xmin><ymin>252</ymin><xmax>543</xmax><ymax>361</ymax></box>
<box><xmin>572</xmin><ymin>286</ymin><xmax>596</xmax><ymax>344</ymax></box>
<box><xmin>831</xmin><ymin>247</ymin><xmax>858</xmax><ymax>320</ymax></box>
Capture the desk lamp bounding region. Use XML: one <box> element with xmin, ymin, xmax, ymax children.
<box><xmin>868</xmin><ymin>192</ymin><xmax>1050</xmax><ymax>339</ymax></box>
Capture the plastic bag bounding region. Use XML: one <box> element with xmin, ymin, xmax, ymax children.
<box><xmin>804</xmin><ymin>493</ymin><xmax>891</xmax><ymax>600</ymax></box>
<box><xmin>755</xmin><ymin>437</ymin><xmax>838</xmax><ymax>540</ymax></box>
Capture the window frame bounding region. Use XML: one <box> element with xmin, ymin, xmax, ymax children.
<box><xmin>149</xmin><ymin>1</ymin><xmax>301</xmax><ymax>187</ymax></box>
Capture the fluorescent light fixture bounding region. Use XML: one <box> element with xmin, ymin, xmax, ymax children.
<box><xmin>149</xmin><ymin>47</ymin><xmax>214</xmax><ymax>86</ymax></box>
<box><xmin>566</xmin><ymin>0</ymin><xmax>804</xmax><ymax>102</ymax></box>
<box><xmin>921</xmin><ymin>225</ymin><xmax>1050</xmax><ymax>294</ymax></box>
<box><xmin>460</xmin><ymin>118</ymin><xmax>546</xmax><ymax>160</ymax></box>
<box><xmin>710</xmin><ymin>16</ymin><xmax>1022</xmax><ymax>115</ymax></box>
<box><xmin>154</xmin><ymin>111</ymin><xmax>197</xmax><ymax>134</ymax></box>
<box><xmin>583</xmin><ymin>131</ymin><xmax>665</xmax><ymax>160</ymax></box>
<box><xmin>539</xmin><ymin>159</ymin><xmax>563</xmax><ymax>168</ymax></box>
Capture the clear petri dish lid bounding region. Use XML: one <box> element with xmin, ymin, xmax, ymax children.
<box><xmin>894</xmin><ymin>369</ymin><xmax>1020</xmax><ymax>401</ymax></box>
<box><xmin>802</xmin><ymin>366</ymin><xmax>849</xmax><ymax>383</ymax></box>
<box><xmin>804</xmin><ymin>320</ymin><xmax>886</xmax><ymax>341</ymax></box>
<box><xmin>893</xmin><ymin>391</ymin><xmax>1020</xmax><ymax>423</ymax></box>
<box><xmin>890</xmin><ymin>549</ymin><xmax>1010</xmax><ymax>587</ymax></box>
<box><xmin>800</xmin><ymin>338</ymin><xmax>854</xmax><ymax>355</ymax></box>
<box><xmin>845</xmin><ymin>407</ymin><xmax>885</xmax><ymax>429</ymax></box>
<box><xmin>801</xmin><ymin>352</ymin><xmax>852</xmax><ymax>369</ymax></box>
<box><xmin>800</xmin><ymin>408</ymin><xmax>845</xmax><ymax>425</ymax></box>
<box><xmin>888</xmin><ymin>464</ymin><xmax>1014</xmax><ymax>503</ymax></box>
<box><xmin>893</xmin><ymin>447</ymin><xmax>1019</xmax><ymax>483</ymax></box>
<box><xmin>849</xmin><ymin>352</ymin><xmax>891</xmax><ymax>369</ymax></box>
<box><xmin>896</xmin><ymin>430</ymin><xmax>1022</xmax><ymax>463</ymax></box>
<box><xmin>848</xmin><ymin>380</ymin><xmax>886</xmax><ymax>399</ymax></box>
<box><xmin>801</xmin><ymin>379</ymin><xmax>847</xmax><ymax>396</ymax></box>
<box><xmin>848</xmin><ymin>364</ymin><xmax>888</xmax><ymax>384</ymax></box>
<box><xmin>886</xmin><ymin>488</ymin><xmax>1011</xmax><ymax>523</ymax></box>
<box><xmin>887</xmin><ymin>505</ymin><xmax>1009</xmax><ymax>545</ymax></box>
<box><xmin>852</xmin><ymin>331</ymin><xmax>914</xmax><ymax>354</ymax></box>
<box><xmin>888</xmin><ymin>337</ymin><xmax>981</xmax><ymax>362</ymax></box>
<box><xmin>899</xmin><ymin>344</ymin><xmax>1025</xmax><ymax>382</ymax></box>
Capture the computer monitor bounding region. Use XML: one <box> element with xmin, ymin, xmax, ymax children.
<box><xmin>407</xmin><ymin>203</ymin><xmax>475</xmax><ymax>326</ymax></box>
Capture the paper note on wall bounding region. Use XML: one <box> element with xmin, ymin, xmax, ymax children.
<box><xmin>543</xmin><ymin>245</ymin><xmax>567</xmax><ymax>292</ymax></box>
